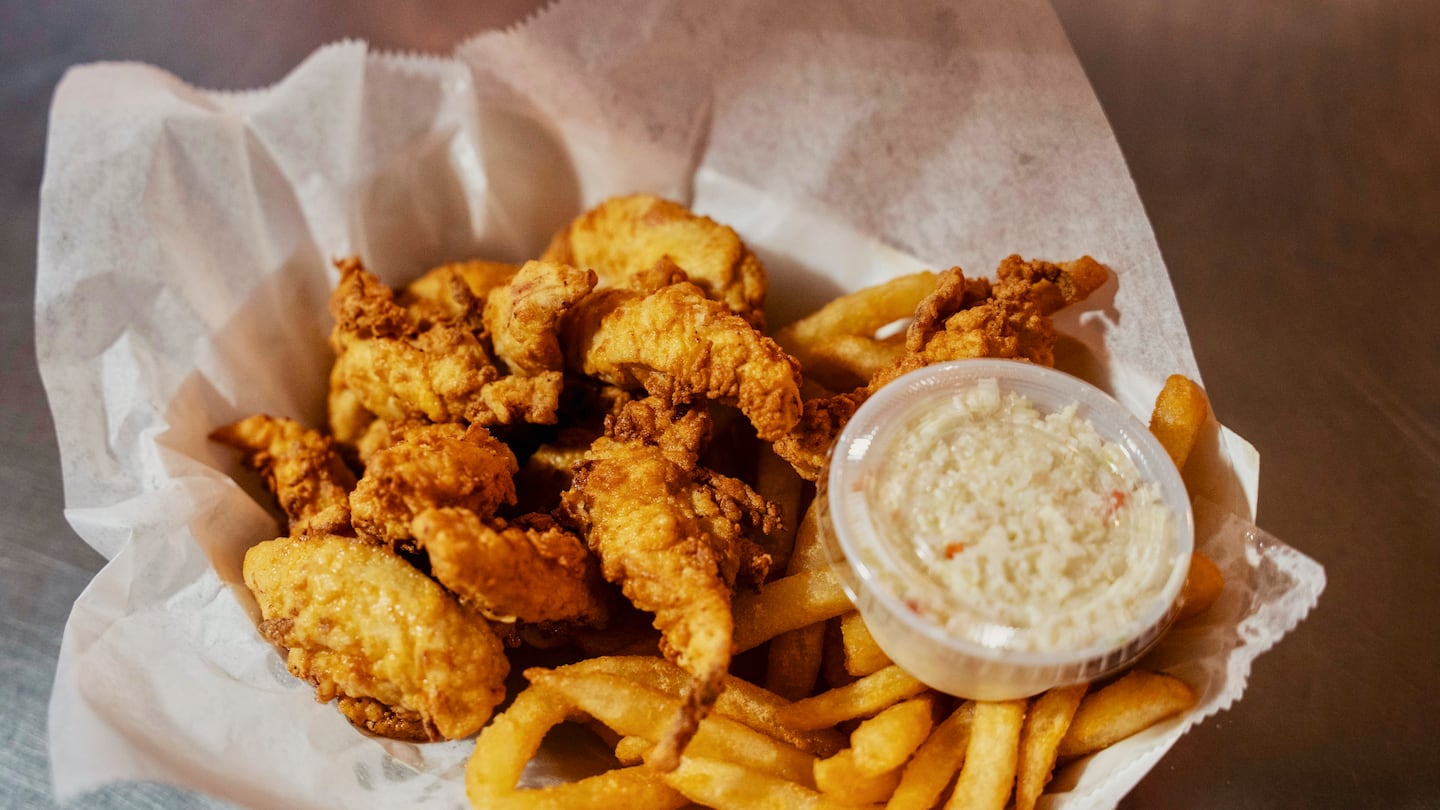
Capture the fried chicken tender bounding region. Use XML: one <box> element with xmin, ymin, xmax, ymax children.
<box><xmin>768</xmin><ymin>391</ymin><xmax>868</xmax><ymax>484</ymax></box>
<box><xmin>412</xmin><ymin>507</ymin><xmax>608</xmax><ymax>627</ymax></box>
<box><xmin>561</xmin><ymin>398</ymin><xmax>777</xmax><ymax>769</ymax></box>
<box><xmin>772</xmin><ymin>256</ymin><xmax>1109</xmax><ymax>479</ymax></box>
<box><xmin>210</xmin><ymin>414</ymin><xmax>356</xmax><ymax>536</ymax></box>
<box><xmin>350</xmin><ymin>423</ymin><xmax>518</xmax><ymax>548</ymax></box>
<box><xmin>398</xmin><ymin>259</ymin><xmax>518</xmax><ymax>326</ymax></box>
<box><xmin>542</xmin><ymin>193</ymin><xmax>768</xmax><ymax>327</ymax></box>
<box><xmin>563</xmin><ymin>282</ymin><xmax>803</xmax><ymax>442</ymax></box>
<box><xmin>336</xmin><ymin>695</ymin><xmax>432</xmax><ymax>742</ymax></box>
<box><xmin>330</xmin><ymin>258</ymin><xmax>574</xmax><ymax>427</ymax></box>
<box><xmin>483</xmin><ymin>260</ymin><xmax>597</xmax><ymax>377</ymax></box>
<box><xmin>244</xmin><ymin>533</ymin><xmax>508</xmax><ymax>741</ymax></box>
<box><xmin>872</xmin><ymin>255</ymin><xmax>1109</xmax><ymax>387</ymax></box>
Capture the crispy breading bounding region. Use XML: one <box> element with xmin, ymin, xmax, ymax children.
<box><xmin>563</xmin><ymin>282</ymin><xmax>803</xmax><ymax>442</ymax></box>
<box><xmin>210</xmin><ymin>414</ymin><xmax>356</xmax><ymax>536</ymax></box>
<box><xmin>335</xmin><ymin>695</ymin><xmax>431</xmax><ymax>742</ymax></box>
<box><xmin>483</xmin><ymin>260</ymin><xmax>597</xmax><ymax>377</ymax></box>
<box><xmin>561</xmin><ymin>398</ymin><xmax>776</xmax><ymax>768</ymax></box>
<box><xmin>331</xmin><ymin>258</ymin><xmax>572</xmax><ymax>427</ymax></box>
<box><xmin>772</xmin><ymin>256</ymin><xmax>1109</xmax><ymax>480</ymax></box>
<box><xmin>768</xmin><ymin>390</ymin><xmax>868</xmax><ymax>483</ymax></box>
<box><xmin>542</xmin><ymin>193</ymin><xmax>768</xmax><ymax>327</ymax></box>
<box><xmin>350</xmin><ymin>423</ymin><xmax>518</xmax><ymax>548</ymax></box>
<box><xmin>412</xmin><ymin>507</ymin><xmax>609</xmax><ymax>627</ymax></box>
<box><xmin>326</xmin><ymin>363</ymin><xmax>377</xmax><ymax>445</ymax></box>
<box><xmin>245</xmin><ymin>533</ymin><xmax>508</xmax><ymax>741</ymax></box>
<box><xmin>398</xmin><ymin>259</ymin><xmax>519</xmax><ymax>326</ymax></box>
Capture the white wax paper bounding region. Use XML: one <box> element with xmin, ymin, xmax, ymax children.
<box><xmin>36</xmin><ymin>1</ymin><xmax>1324</xmax><ymax>808</ymax></box>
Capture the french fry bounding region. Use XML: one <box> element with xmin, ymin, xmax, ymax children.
<box><xmin>814</xmin><ymin>749</ymin><xmax>903</xmax><ymax>804</ymax></box>
<box><xmin>841</xmin><ymin>611</ymin><xmax>894</xmax><ymax>677</ymax></box>
<box><xmin>1015</xmin><ymin>684</ymin><xmax>1088</xmax><ymax>810</ymax></box>
<box><xmin>766</xmin><ymin>503</ymin><xmax>830</xmax><ymax>700</ymax></box>
<box><xmin>945</xmin><ymin>699</ymin><xmax>1026</xmax><ymax>810</ymax></box>
<box><xmin>733</xmin><ymin>567</ymin><xmax>854</xmax><ymax>653</ymax></box>
<box><xmin>533</xmin><ymin>669</ymin><xmax>818</xmax><ymax>784</ymax></box>
<box><xmin>887</xmin><ymin>702</ymin><xmax>976</xmax><ymax>810</ymax></box>
<box><xmin>849</xmin><ymin>695</ymin><xmax>935</xmax><ymax>775</ymax></box>
<box><xmin>1175</xmin><ymin>551</ymin><xmax>1224</xmax><ymax>621</ymax></box>
<box><xmin>775</xmin><ymin>272</ymin><xmax>938</xmax><ymax>390</ymax></box>
<box><xmin>1148</xmin><ymin>373</ymin><xmax>1210</xmax><ymax>471</ymax></box>
<box><xmin>665</xmin><ymin>756</ymin><xmax>884</xmax><ymax>810</ymax></box>
<box><xmin>559</xmin><ymin>655</ymin><xmax>844</xmax><ymax>756</ymax></box>
<box><xmin>777</xmin><ymin>665</ymin><xmax>928</xmax><ymax>731</ymax></box>
<box><xmin>465</xmin><ymin>684</ymin><xmax>687</xmax><ymax>809</ymax></box>
<box><xmin>1057</xmin><ymin>670</ymin><xmax>1197</xmax><ymax>759</ymax></box>
<box><xmin>806</xmin><ymin>332</ymin><xmax>908</xmax><ymax>389</ymax></box>
<box><xmin>776</xmin><ymin>272</ymin><xmax>938</xmax><ymax>350</ymax></box>
<box><xmin>766</xmin><ymin>622</ymin><xmax>828</xmax><ymax>701</ymax></box>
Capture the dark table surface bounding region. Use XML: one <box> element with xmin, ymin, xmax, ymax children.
<box><xmin>3</xmin><ymin>2</ymin><xmax>1436</xmax><ymax>808</ymax></box>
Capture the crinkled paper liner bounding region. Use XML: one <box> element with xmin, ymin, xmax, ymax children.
<box><xmin>37</xmin><ymin>2</ymin><xmax>1323</xmax><ymax>807</ymax></box>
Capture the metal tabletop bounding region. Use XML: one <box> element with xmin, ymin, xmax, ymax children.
<box><xmin>2</xmin><ymin>2</ymin><xmax>1436</xmax><ymax>807</ymax></box>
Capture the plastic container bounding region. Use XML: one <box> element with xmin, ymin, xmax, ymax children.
<box><xmin>818</xmin><ymin>359</ymin><xmax>1194</xmax><ymax>700</ymax></box>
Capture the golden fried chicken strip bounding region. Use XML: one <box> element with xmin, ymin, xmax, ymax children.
<box><xmin>772</xmin><ymin>256</ymin><xmax>1109</xmax><ymax>480</ymax></box>
<box><xmin>562</xmin><ymin>398</ymin><xmax>776</xmax><ymax>768</ymax></box>
<box><xmin>483</xmin><ymin>260</ymin><xmax>597</xmax><ymax>376</ymax></box>
<box><xmin>563</xmin><ymin>282</ymin><xmax>803</xmax><ymax>442</ymax></box>
<box><xmin>542</xmin><ymin>193</ymin><xmax>768</xmax><ymax>327</ymax></box>
<box><xmin>350</xmin><ymin>423</ymin><xmax>518</xmax><ymax>548</ymax></box>
<box><xmin>210</xmin><ymin>414</ymin><xmax>356</xmax><ymax>536</ymax></box>
<box><xmin>331</xmin><ymin>258</ymin><xmax>570</xmax><ymax>427</ymax></box>
<box><xmin>329</xmin><ymin>256</ymin><xmax>411</xmax><ymax>348</ymax></box>
<box><xmin>332</xmin><ymin>320</ymin><xmax>504</xmax><ymax>424</ymax></box>
<box><xmin>245</xmin><ymin>533</ymin><xmax>508</xmax><ymax>741</ymax></box>
<box><xmin>412</xmin><ymin>508</ymin><xmax>608</xmax><ymax>627</ymax></box>
<box><xmin>335</xmin><ymin>695</ymin><xmax>431</xmax><ymax>742</ymax></box>
<box><xmin>768</xmin><ymin>390</ymin><xmax>868</xmax><ymax>483</ymax></box>
<box><xmin>327</xmin><ymin>363</ymin><xmax>377</xmax><ymax>446</ymax></box>
<box><xmin>874</xmin><ymin>255</ymin><xmax>1109</xmax><ymax>386</ymax></box>
<box><xmin>399</xmin><ymin>259</ymin><xmax>518</xmax><ymax>326</ymax></box>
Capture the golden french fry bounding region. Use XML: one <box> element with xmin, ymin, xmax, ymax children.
<box><xmin>733</xmin><ymin>567</ymin><xmax>854</xmax><ymax>653</ymax></box>
<box><xmin>849</xmin><ymin>695</ymin><xmax>935</xmax><ymax>776</ymax></box>
<box><xmin>1057</xmin><ymin>670</ymin><xmax>1197</xmax><ymax>759</ymax></box>
<box><xmin>1148</xmin><ymin>373</ymin><xmax>1210</xmax><ymax>471</ymax></box>
<box><xmin>534</xmin><ymin>668</ymin><xmax>818</xmax><ymax>783</ymax></box>
<box><xmin>1015</xmin><ymin>684</ymin><xmax>1088</xmax><ymax>810</ymax></box>
<box><xmin>806</xmin><ymin>332</ymin><xmax>908</xmax><ymax>388</ymax></box>
<box><xmin>887</xmin><ymin>701</ymin><xmax>976</xmax><ymax>810</ymax></box>
<box><xmin>776</xmin><ymin>272</ymin><xmax>938</xmax><ymax>349</ymax></box>
<box><xmin>814</xmin><ymin>748</ymin><xmax>902</xmax><ymax>804</ymax></box>
<box><xmin>766</xmin><ymin>621</ymin><xmax>827</xmax><ymax>701</ymax></box>
<box><xmin>465</xmin><ymin>684</ymin><xmax>687</xmax><ymax>809</ymax></box>
<box><xmin>776</xmin><ymin>665</ymin><xmax>927</xmax><ymax>731</ymax></box>
<box><xmin>765</xmin><ymin>503</ymin><xmax>834</xmax><ymax>699</ymax></box>
<box><xmin>945</xmin><ymin>699</ymin><xmax>1026</xmax><ymax>810</ymax></box>
<box><xmin>1175</xmin><ymin>551</ymin><xmax>1224</xmax><ymax>621</ymax></box>
<box><xmin>776</xmin><ymin>272</ymin><xmax>938</xmax><ymax>390</ymax></box>
<box><xmin>841</xmin><ymin>611</ymin><xmax>893</xmax><ymax>677</ymax></box>
<box><xmin>665</xmin><ymin>756</ymin><xmax>882</xmax><ymax>810</ymax></box>
<box><xmin>559</xmin><ymin>655</ymin><xmax>844</xmax><ymax>756</ymax></box>
<box><xmin>788</xmin><ymin>501</ymin><xmax>829</xmax><ymax>572</ymax></box>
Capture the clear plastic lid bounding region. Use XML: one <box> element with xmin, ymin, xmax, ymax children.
<box><xmin>820</xmin><ymin>359</ymin><xmax>1194</xmax><ymax>700</ymax></box>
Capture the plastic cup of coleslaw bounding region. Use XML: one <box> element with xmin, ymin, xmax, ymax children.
<box><xmin>818</xmin><ymin>359</ymin><xmax>1194</xmax><ymax>700</ymax></box>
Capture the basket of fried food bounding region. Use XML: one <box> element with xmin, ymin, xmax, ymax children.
<box><xmin>213</xmin><ymin>192</ymin><xmax>1223</xmax><ymax>809</ymax></box>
